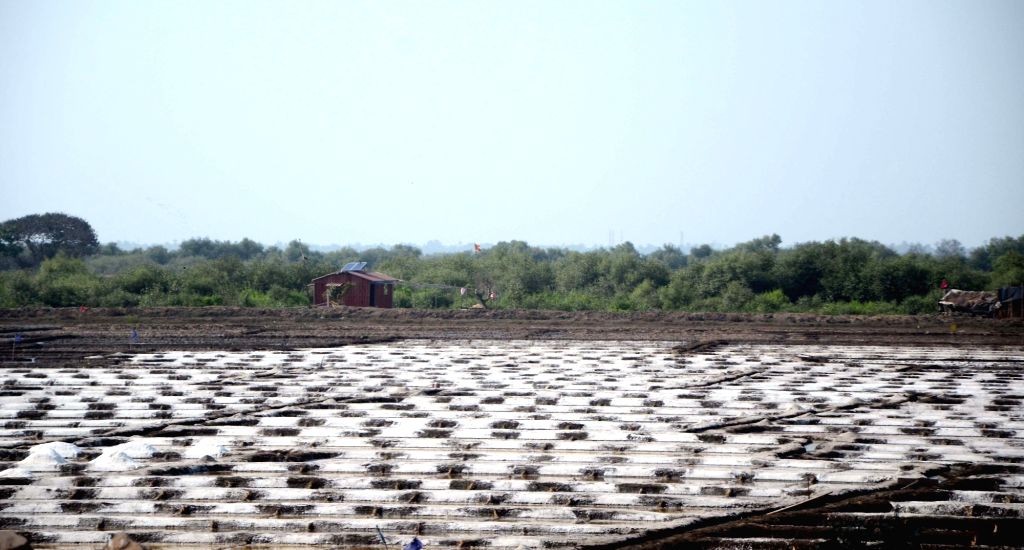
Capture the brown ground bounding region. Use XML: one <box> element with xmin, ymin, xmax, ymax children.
<box><xmin>2</xmin><ymin>306</ymin><xmax>1023</xmax><ymax>355</ymax></box>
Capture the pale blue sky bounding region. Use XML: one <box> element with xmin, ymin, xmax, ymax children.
<box><xmin>2</xmin><ymin>0</ymin><xmax>1022</xmax><ymax>249</ymax></box>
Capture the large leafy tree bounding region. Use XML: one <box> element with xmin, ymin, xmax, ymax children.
<box><xmin>0</xmin><ymin>224</ymin><xmax>21</xmax><ymax>261</ymax></box>
<box><xmin>1</xmin><ymin>213</ymin><xmax>99</xmax><ymax>266</ymax></box>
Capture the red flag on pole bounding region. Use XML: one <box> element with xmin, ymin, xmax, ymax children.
<box><xmin>474</xmin><ymin>243</ymin><xmax>481</xmax><ymax>253</ymax></box>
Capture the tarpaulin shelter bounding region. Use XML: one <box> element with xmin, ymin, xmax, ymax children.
<box><xmin>995</xmin><ymin>286</ymin><xmax>1024</xmax><ymax>319</ymax></box>
<box><xmin>938</xmin><ymin>289</ymin><xmax>999</xmax><ymax>316</ymax></box>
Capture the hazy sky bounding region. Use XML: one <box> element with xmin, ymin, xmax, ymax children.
<box><xmin>2</xmin><ymin>1</ymin><xmax>1022</xmax><ymax>250</ymax></box>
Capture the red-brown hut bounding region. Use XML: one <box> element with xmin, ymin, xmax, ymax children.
<box><xmin>312</xmin><ymin>262</ymin><xmax>398</xmax><ymax>308</ymax></box>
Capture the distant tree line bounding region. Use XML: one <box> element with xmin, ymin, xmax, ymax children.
<box><xmin>2</xmin><ymin>213</ymin><xmax>1023</xmax><ymax>313</ymax></box>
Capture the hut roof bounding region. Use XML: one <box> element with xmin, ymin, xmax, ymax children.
<box><xmin>311</xmin><ymin>270</ymin><xmax>398</xmax><ymax>283</ymax></box>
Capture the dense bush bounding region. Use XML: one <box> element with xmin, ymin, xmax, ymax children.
<box><xmin>2</xmin><ymin>216</ymin><xmax>1022</xmax><ymax>315</ymax></box>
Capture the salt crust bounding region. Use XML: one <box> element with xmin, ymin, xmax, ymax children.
<box><xmin>2</xmin><ymin>341</ymin><xmax>1022</xmax><ymax>548</ymax></box>
<box><xmin>183</xmin><ymin>437</ymin><xmax>231</xmax><ymax>459</ymax></box>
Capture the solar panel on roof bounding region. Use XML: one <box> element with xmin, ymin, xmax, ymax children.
<box><xmin>341</xmin><ymin>261</ymin><xmax>367</xmax><ymax>273</ymax></box>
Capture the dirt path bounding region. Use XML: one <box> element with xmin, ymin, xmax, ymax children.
<box><xmin>2</xmin><ymin>307</ymin><xmax>1022</xmax><ymax>356</ymax></box>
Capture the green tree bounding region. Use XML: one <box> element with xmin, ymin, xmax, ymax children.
<box><xmin>601</xmin><ymin>242</ymin><xmax>646</xmax><ymax>295</ymax></box>
<box><xmin>660</xmin><ymin>262</ymin><xmax>705</xmax><ymax>309</ymax></box>
<box><xmin>555</xmin><ymin>251</ymin><xmax>602</xmax><ymax>293</ymax></box>
<box><xmin>817</xmin><ymin>238</ymin><xmax>896</xmax><ymax>302</ymax></box>
<box><xmin>721</xmin><ymin>281</ymin><xmax>755</xmax><ymax>311</ymax></box>
<box><xmin>929</xmin><ymin>238</ymin><xmax>989</xmax><ymax>291</ymax></box>
<box><xmin>628</xmin><ymin>279</ymin><xmax>662</xmax><ymax>310</ymax></box>
<box><xmin>969</xmin><ymin>235</ymin><xmax>1024</xmax><ymax>271</ymax></box>
<box><xmin>774</xmin><ymin>242</ymin><xmax>827</xmax><ymax>300</ymax></box>
<box><xmin>177</xmin><ymin>237</ymin><xmax>265</xmax><ymax>261</ymax></box>
<box><xmin>0</xmin><ymin>271</ymin><xmax>37</xmax><ymax>307</ymax></box>
<box><xmin>934</xmin><ymin>238</ymin><xmax>966</xmax><ymax>259</ymax></box>
<box><xmin>115</xmin><ymin>265</ymin><xmax>171</xmax><ymax>295</ymax></box>
<box><xmin>696</xmin><ymin>249</ymin><xmax>774</xmax><ymax>298</ymax></box>
<box><xmin>1</xmin><ymin>213</ymin><xmax>99</xmax><ymax>266</ymax></box>
<box><xmin>648</xmin><ymin>244</ymin><xmax>688</xmax><ymax>270</ymax></box>
<box><xmin>283</xmin><ymin>240</ymin><xmax>312</xmax><ymax>262</ymax></box>
<box><xmin>691</xmin><ymin>244</ymin><xmax>714</xmax><ymax>259</ymax></box>
<box><xmin>750</xmin><ymin>289</ymin><xmax>790</xmax><ymax>313</ymax></box>
<box><xmin>0</xmin><ymin>224</ymin><xmax>22</xmax><ymax>270</ymax></box>
<box><xmin>869</xmin><ymin>254</ymin><xmax>933</xmax><ymax>303</ymax></box>
<box><xmin>97</xmin><ymin>242</ymin><xmax>124</xmax><ymax>256</ymax></box>
<box><xmin>35</xmin><ymin>254</ymin><xmax>101</xmax><ymax>306</ymax></box>
<box><xmin>736</xmin><ymin>234</ymin><xmax>782</xmax><ymax>253</ymax></box>
<box><xmin>487</xmin><ymin>243</ymin><xmax>555</xmax><ymax>306</ymax></box>
<box><xmin>991</xmin><ymin>251</ymin><xmax>1024</xmax><ymax>288</ymax></box>
<box><xmin>146</xmin><ymin>245</ymin><xmax>171</xmax><ymax>265</ymax></box>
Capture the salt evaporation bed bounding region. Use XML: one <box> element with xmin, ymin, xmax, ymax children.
<box><xmin>1</xmin><ymin>340</ymin><xmax>1023</xmax><ymax>548</ymax></box>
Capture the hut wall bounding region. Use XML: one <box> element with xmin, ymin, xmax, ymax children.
<box><xmin>313</xmin><ymin>273</ymin><xmax>372</xmax><ymax>307</ymax></box>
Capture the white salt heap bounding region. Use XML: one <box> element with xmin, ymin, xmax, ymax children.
<box><xmin>89</xmin><ymin>451</ymin><xmax>141</xmax><ymax>472</ymax></box>
<box><xmin>30</xmin><ymin>441</ymin><xmax>81</xmax><ymax>459</ymax></box>
<box><xmin>2</xmin><ymin>441</ymin><xmax>83</xmax><ymax>475</ymax></box>
<box><xmin>184</xmin><ymin>438</ymin><xmax>231</xmax><ymax>459</ymax></box>
<box><xmin>89</xmin><ymin>440</ymin><xmax>159</xmax><ymax>471</ymax></box>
